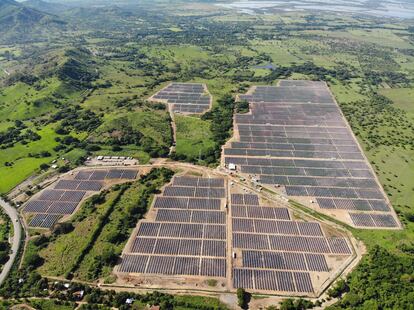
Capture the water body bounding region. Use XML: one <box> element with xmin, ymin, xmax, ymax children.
<box><xmin>216</xmin><ymin>0</ymin><xmax>414</xmax><ymax>19</ymax></box>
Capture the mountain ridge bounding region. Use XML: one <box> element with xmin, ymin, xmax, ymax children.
<box><xmin>0</xmin><ymin>0</ymin><xmax>67</xmax><ymax>43</ymax></box>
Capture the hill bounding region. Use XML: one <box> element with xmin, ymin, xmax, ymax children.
<box><xmin>0</xmin><ymin>0</ymin><xmax>67</xmax><ymax>43</ymax></box>
<box><xmin>22</xmin><ymin>0</ymin><xmax>71</xmax><ymax>14</ymax></box>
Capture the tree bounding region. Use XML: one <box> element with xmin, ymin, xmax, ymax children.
<box><xmin>237</xmin><ymin>288</ymin><xmax>250</xmax><ymax>309</ymax></box>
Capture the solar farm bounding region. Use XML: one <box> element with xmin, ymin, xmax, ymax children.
<box><xmin>116</xmin><ymin>174</ymin><xmax>355</xmax><ymax>296</ymax></box>
<box><xmin>23</xmin><ymin>168</ymin><xmax>138</xmax><ymax>229</ymax></box>
<box><xmin>223</xmin><ymin>80</ymin><xmax>401</xmax><ymax>229</ymax></box>
<box><xmin>117</xmin><ymin>176</ymin><xmax>228</xmax><ymax>280</ymax></box>
<box><xmin>150</xmin><ymin>82</ymin><xmax>212</xmax><ymax>114</ymax></box>
<box><xmin>230</xmin><ymin>191</ymin><xmax>352</xmax><ymax>294</ymax></box>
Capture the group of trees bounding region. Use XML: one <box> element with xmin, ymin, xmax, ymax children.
<box><xmin>327</xmin><ymin>246</ymin><xmax>414</xmax><ymax>309</ymax></box>
<box><xmin>0</xmin><ymin>120</ymin><xmax>40</xmax><ymax>149</ymax></box>
<box><xmin>201</xmin><ymin>94</ymin><xmax>236</xmax><ymax>163</ymax></box>
<box><xmin>341</xmin><ymin>93</ymin><xmax>414</xmax><ymax>150</ymax></box>
<box><xmin>259</xmin><ymin>62</ymin><xmax>354</xmax><ymax>83</ymax></box>
<box><xmin>57</xmin><ymin>48</ymin><xmax>99</xmax><ymax>89</ymax></box>
<box><xmin>51</xmin><ymin>106</ymin><xmax>102</xmax><ymax>134</ymax></box>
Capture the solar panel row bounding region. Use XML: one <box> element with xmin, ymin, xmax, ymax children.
<box><xmin>156</xmin><ymin>209</ymin><xmax>226</xmax><ymax>224</ymax></box>
<box><xmin>75</xmin><ymin>169</ymin><xmax>137</xmax><ymax>180</ymax></box>
<box><xmin>137</xmin><ymin>222</ymin><xmax>226</xmax><ymax>240</ymax></box>
<box><xmin>29</xmin><ymin>214</ymin><xmax>61</xmax><ymax>228</ymax></box>
<box><xmin>242</xmin><ymin>250</ymin><xmax>329</xmax><ymax>272</ymax></box>
<box><xmin>233</xmin><ymin>268</ymin><xmax>313</xmax><ymax>292</ymax></box>
<box><xmin>119</xmin><ymin>254</ymin><xmax>226</xmax><ymax>277</ymax></box>
<box><xmin>173</xmin><ymin>176</ymin><xmax>225</xmax><ymax>188</ymax></box>
<box><xmin>233</xmin><ymin>233</ymin><xmax>351</xmax><ymax>254</ymax></box>
<box><xmin>232</xmin><ymin>205</ymin><xmax>291</xmax><ymax>220</ymax></box>
<box><xmin>349</xmin><ymin>213</ymin><xmax>398</xmax><ymax>228</ymax></box>
<box><xmin>232</xmin><ymin>218</ymin><xmax>323</xmax><ymax>236</ymax></box>
<box><xmin>54</xmin><ymin>180</ymin><xmax>102</xmax><ymax>191</ymax></box>
<box><xmin>317</xmin><ymin>198</ymin><xmax>389</xmax><ymax>212</ymax></box>
<box><xmin>163</xmin><ymin>186</ymin><xmax>225</xmax><ymax>198</ymax></box>
<box><xmin>231</xmin><ymin>194</ymin><xmax>260</xmax><ymax>205</ymax></box>
<box><xmin>154</xmin><ymin>197</ymin><xmax>222</xmax><ymax>210</ymax></box>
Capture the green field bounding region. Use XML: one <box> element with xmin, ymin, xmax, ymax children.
<box><xmin>38</xmin><ymin>190</ymin><xmax>121</xmax><ymax>277</ymax></box>
<box><xmin>174</xmin><ymin>115</ymin><xmax>215</xmax><ymax>161</ymax></box>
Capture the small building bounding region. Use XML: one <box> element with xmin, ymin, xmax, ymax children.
<box><xmin>126</xmin><ymin>298</ymin><xmax>134</xmax><ymax>304</ymax></box>
<box><xmin>228</xmin><ymin>163</ymin><xmax>236</xmax><ymax>171</ymax></box>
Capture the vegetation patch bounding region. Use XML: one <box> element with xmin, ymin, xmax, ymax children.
<box><xmin>173</xmin><ymin>115</ymin><xmax>216</xmax><ymax>165</ymax></box>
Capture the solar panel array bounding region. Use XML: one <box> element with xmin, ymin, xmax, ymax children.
<box><xmin>151</xmin><ymin>83</ymin><xmax>211</xmax><ymax>114</ymax></box>
<box><xmin>25</xmin><ymin>169</ymin><xmax>138</xmax><ymax>228</ymax></box>
<box><xmin>224</xmin><ymin>81</ymin><xmax>398</xmax><ymax>228</ymax></box>
<box><xmin>29</xmin><ymin>214</ymin><xmax>61</xmax><ymax>229</ymax></box>
<box><xmin>118</xmin><ymin>176</ymin><xmax>227</xmax><ymax>278</ymax></box>
<box><xmin>231</xmin><ymin>192</ymin><xmax>352</xmax><ymax>293</ymax></box>
<box><xmin>74</xmin><ymin>169</ymin><xmax>138</xmax><ymax>180</ymax></box>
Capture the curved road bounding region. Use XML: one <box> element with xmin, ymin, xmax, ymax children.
<box><xmin>0</xmin><ymin>198</ymin><xmax>22</xmax><ymax>285</ymax></box>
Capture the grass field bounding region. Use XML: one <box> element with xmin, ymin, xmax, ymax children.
<box><xmin>74</xmin><ymin>182</ymin><xmax>146</xmax><ymax>281</ymax></box>
<box><xmin>174</xmin><ymin>115</ymin><xmax>215</xmax><ymax>160</ymax></box>
<box><xmin>0</xmin><ymin>125</ymin><xmax>59</xmax><ymax>193</ymax></box>
<box><xmin>38</xmin><ymin>190</ymin><xmax>121</xmax><ymax>277</ymax></box>
<box><xmin>379</xmin><ymin>88</ymin><xmax>414</xmax><ymax>115</ymax></box>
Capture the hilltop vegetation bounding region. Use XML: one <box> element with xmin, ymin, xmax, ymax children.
<box><xmin>0</xmin><ymin>0</ymin><xmax>66</xmax><ymax>44</ymax></box>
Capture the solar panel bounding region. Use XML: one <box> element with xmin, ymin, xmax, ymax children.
<box><xmin>77</xmin><ymin>181</ymin><xmax>103</xmax><ymax>191</ymax></box>
<box><xmin>29</xmin><ymin>214</ymin><xmax>61</xmax><ymax>228</ymax></box>
<box><xmin>188</xmin><ymin>198</ymin><xmax>221</xmax><ymax>210</ymax></box>
<box><xmin>38</xmin><ymin>189</ymin><xmax>65</xmax><ymax>201</ymax></box>
<box><xmin>24</xmin><ymin>200</ymin><xmax>52</xmax><ymax>213</ymax></box>
<box><xmin>203</xmin><ymin>225</ymin><xmax>226</xmax><ymax>240</ymax></box>
<box><xmin>154</xmin><ymin>197</ymin><xmax>188</xmax><ymax>209</ymax></box>
<box><xmin>47</xmin><ymin>201</ymin><xmax>78</xmax><ymax>214</ymax></box>
<box><xmin>131</xmin><ymin>237</ymin><xmax>156</xmax><ymax>253</ymax></box>
<box><xmin>137</xmin><ymin>222</ymin><xmax>160</xmax><ymax>237</ymax></box>
<box><xmin>54</xmin><ymin>180</ymin><xmax>80</xmax><ymax>190</ymax></box>
<box><xmin>180</xmin><ymin>223</ymin><xmax>203</xmax><ymax>238</ymax></box>
<box><xmin>59</xmin><ymin>191</ymin><xmax>86</xmax><ymax>203</ymax></box>
<box><xmin>328</xmin><ymin>238</ymin><xmax>351</xmax><ymax>254</ymax></box>
<box><xmin>146</xmin><ymin>256</ymin><xmax>175</xmax><ymax>275</ymax></box>
<box><xmin>305</xmin><ymin>253</ymin><xmax>329</xmax><ymax>272</ymax></box>
<box><xmin>254</xmin><ymin>269</ymin><xmax>279</xmax><ymax>291</ymax></box>
<box><xmin>191</xmin><ymin>210</ymin><xmax>226</xmax><ymax>224</ymax></box>
<box><xmin>371</xmin><ymin>214</ymin><xmax>398</xmax><ymax>228</ymax></box>
<box><xmin>118</xmin><ymin>254</ymin><xmax>149</xmax><ymax>273</ymax></box>
<box><xmin>153</xmin><ymin>238</ymin><xmax>181</xmax><ymax>255</ymax></box>
<box><xmin>121</xmin><ymin>170</ymin><xmax>138</xmax><ymax>179</ymax></box>
<box><xmin>293</xmin><ymin>272</ymin><xmax>313</xmax><ymax>293</ymax></box>
<box><xmin>90</xmin><ymin>170</ymin><xmax>108</xmax><ymax>180</ymax></box>
<box><xmin>233</xmin><ymin>268</ymin><xmax>254</xmax><ymax>289</ymax></box>
<box><xmin>276</xmin><ymin>271</ymin><xmax>296</xmax><ymax>292</ymax></box>
<box><xmin>106</xmin><ymin>169</ymin><xmax>123</xmax><ymax>179</ymax></box>
<box><xmin>179</xmin><ymin>239</ymin><xmax>202</xmax><ymax>256</ymax></box>
<box><xmin>200</xmin><ymin>258</ymin><xmax>226</xmax><ymax>277</ymax></box>
<box><xmin>174</xmin><ymin>256</ymin><xmax>200</xmax><ymax>275</ymax></box>
<box><xmin>159</xmin><ymin>223</ymin><xmax>181</xmax><ymax>237</ymax></box>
